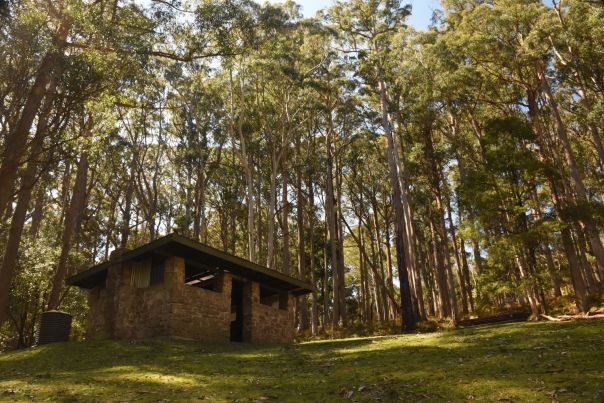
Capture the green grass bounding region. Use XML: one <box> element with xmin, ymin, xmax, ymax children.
<box><xmin>1</xmin><ymin>321</ymin><xmax>603</xmax><ymax>402</ymax></box>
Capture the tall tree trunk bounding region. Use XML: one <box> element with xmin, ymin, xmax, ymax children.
<box><xmin>384</xmin><ymin>223</ymin><xmax>397</xmax><ymax>320</ymax></box>
<box><xmin>426</xmin><ymin>238</ymin><xmax>440</xmax><ymax>317</ymax></box>
<box><xmin>526</xmin><ymin>85</ymin><xmax>594</xmax><ymax>311</ymax></box>
<box><xmin>446</xmin><ymin>190</ymin><xmax>469</xmax><ymax>315</ymax></box>
<box><xmin>47</xmin><ymin>149</ymin><xmax>89</xmax><ymax>310</ymax></box>
<box><xmin>281</xmin><ymin>157</ymin><xmax>290</xmax><ymax>275</ymax></box>
<box><xmin>548</xmin><ymin>14</ymin><xmax>604</xmax><ymax>171</ymax></box>
<box><xmin>335</xmin><ymin>158</ymin><xmax>348</xmax><ymax>327</ymax></box>
<box><xmin>325</xmin><ymin>112</ymin><xmax>341</xmax><ymax>328</ymax></box>
<box><xmin>543</xmin><ymin>244</ymin><xmax>562</xmax><ymax>298</ymax></box>
<box><xmin>343</xmin><ymin>214</ymin><xmax>401</xmax><ymax>318</ymax></box>
<box><xmin>377</xmin><ymin>76</ymin><xmax>416</xmax><ymax>332</ymax></box>
<box><xmin>358</xmin><ymin>216</ymin><xmax>369</xmax><ymax>323</ymax></box>
<box><xmin>0</xmin><ymin>91</ymin><xmax>54</xmax><ymax>325</ymax></box>
<box><xmin>430</xmin><ymin>219</ymin><xmax>449</xmax><ymax>318</ymax></box>
<box><xmin>296</xmin><ymin>144</ymin><xmax>308</xmax><ymax>330</ymax></box>
<box><xmin>459</xmin><ymin>237</ymin><xmax>475</xmax><ymax>312</ymax></box>
<box><xmin>512</xmin><ymin>248</ymin><xmax>542</xmax><ymax>318</ymax></box>
<box><xmin>394</xmin><ymin>125</ymin><xmax>424</xmax><ymax>320</ymax></box>
<box><xmin>0</xmin><ymin>18</ymin><xmax>70</xmax><ymax>218</ymax></box>
<box><xmin>244</xmin><ymin>161</ymin><xmax>255</xmax><ymax>260</ymax></box>
<box><xmin>538</xmin><ymin>68</ymin><xmax>604</xmax><ymax>283</ymax></box>
<box><xmin>121</xmin><ymin>153</ymin><xmax>136</xmax><ymax>248</ymax></box>
<box><xmin>369</xmin><ymin>202</ymin><xmax>387</xmax><ymax>323</ymax></box>
<box><xmin>322</xmin><ymin>215</ymin><xmax>330</xmax><ymax>329</ymax></box>
<box><xmin>562</xmin><ymin>227</ymin><xmax>589</xmax><ymax>312</ymax></box>
<box><xmin>423</xmin><ymin>122</ymin><xmax>458</xmax><ymax>322</ymax></box>
<box><xmin>230</xmin><ymin>68</ymin><xmax>256</xmax><ymax>260</ymax></box>
<box><xmin>29</xmin><ymin>185</ymin><xmax>45</xmax><ymax>238</ymax></box>
<box><xmin>551</xmin><ymin>182</ymin><xmax>590</xmax><ymax>311</ymax></box>
<box><xmin>307</xmin><ymin>177</ymin><xmax>319</xmax><ymax>335</ymax></box>
<box><xmin>457</xmin><ymin>155</ymin><xmax>484</xmax><ymax>280</ymax></box>
<box><xmin>531</xmin><ymin>189</ymin><xmax>563</xmax><ymax>297</ymax></box>
<box><xmin>575</xmin><ymin>225</ymin><xmax>600</xmax><ymax>292</ymax></box>
<box><xmin>267</xmin><ymin>151</ymin><xmax>278</xmax><ymax>270</ymax></box>
<box><xmin>192</xmin><ymin>169</ymin><xmax>207</xmax><ymax>242</ymax></box>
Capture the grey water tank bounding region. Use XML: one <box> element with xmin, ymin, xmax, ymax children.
<box><xmin>38</xmin><ymin>310</ymin><xmax>72</xmax><ymax>344</ymax></box>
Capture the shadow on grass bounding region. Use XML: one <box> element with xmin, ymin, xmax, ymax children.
<box><xmin>1</xmin><ymin>321</ymin><xmax>603</xmax><ymax>402</ymax></box>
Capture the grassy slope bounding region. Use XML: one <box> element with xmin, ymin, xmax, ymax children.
<box><xmin>0</xmin><ymin>321</ymin><xmax>603</xmax><ymax>402</ymax></box>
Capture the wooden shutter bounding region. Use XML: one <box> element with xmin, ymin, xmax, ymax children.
<box><xmin>130</xmin><ymin>260</ymin><xmax>151</xmax><ymax>288</ymax></box>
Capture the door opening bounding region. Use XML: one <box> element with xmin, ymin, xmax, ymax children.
<box><xmin>230</xmin><ymin>279</ymin><xmax>244</xmax><ymax>342</ymax></box>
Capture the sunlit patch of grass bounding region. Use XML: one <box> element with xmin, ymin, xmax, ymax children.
<box><xmin>0</xmin><ymin>320</ymin><xmax>603</xmax><ymax>402</ymax></box>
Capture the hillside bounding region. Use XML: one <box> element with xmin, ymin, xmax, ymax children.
<box><xmin>1</xmin><ymin>321</ymin><xmax>603</xmax><ymax>402</ymax></box>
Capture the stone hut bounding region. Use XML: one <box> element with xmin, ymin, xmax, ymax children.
<box><xmin>67</xmin><ymin>233</ymin><xmax>315</xmax><ymax>343</ymax></box>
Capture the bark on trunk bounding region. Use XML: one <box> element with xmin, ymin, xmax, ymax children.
<box><xmin>307</xmin><ymin>177</ymin><xmax>319</xmax><ymax>335</ymax></box>
<box><xmin>47</xmin><ymin>149</ymin><xmax>89</xmax><ymax>310</ymax></box>
<box><xmin>538</xmin><ymin>68</ymin><xmax>604</xmax><ymax>283</ymax></box>
<box><xmin>446</xmin><ymin>191</ymin><xmax>469</xmax><ymax>315</ymax></box>
<box><xmin>325</xmin><ymin>110</ymin><xmax>342</xmax><ymax>328</ymax></box>
<box><xmin>29</xmin><ymin>186</ymin><xmax>45</xmax><ymax>238</ymax></box>
<box><xmin>459</xmin><ymin>237</ymin><xmax>475</xmax><ymax>311</ymax></box>
<box><xmin>0</xmin><ymin>19</ymin><xmax>70</xmax><ymax>218</ymax></box>
<box><xmin>281</xmin><ymin>155</ymin><xmax>290</xmax><ymax>275</ymax></box>
<box><xmin>384</xmin><ymin>223</ymin><xmax>397</xmax><ymax>320</ymax></box>
<box><xmin>377</xmin><ymin>76</ymin><xmax>415</xmax><ymax>332</ymax></box>
<box><xmin>0</xmin><ymin>92</ymin><xmax>54</xmax><ymax>325</ymax></box>
<box><xmin>121</xmin><ymin>153</ymin><xmax>136</xmax><ymax>248</ymax></box>
<box><xmin>267</xmin><ymin>151</ymin><xmax>278</xmax><ymax>270</ymax></box>
<box><xmin>296</xmin><ymin>145</ymin><xmax>308</xmax><ymax>330</ymax></box>
<box><xmin>394</xmin><ymin>126</ymin><xmax>424</xmax><ymax>320</ymax></box>
<box><xmin>526</xmin><ymin>85</ymin><xmax>591</xmax><ymax>311</ymax></box>
<box><xmin>335</xmin><ymin>158</ymin><xmax>348</xmax><ymax>326</ymax></box>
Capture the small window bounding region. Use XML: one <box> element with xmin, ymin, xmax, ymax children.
<box><xmin>131</xmin><ymin>260</ymin><xmax>151</xmax><ymax>288</ymax></box>
<box><xmin>186</xmin><ymin>275</ymin><xmax>219</xmax><ymax>292</ymax></box>
<box><xmin>185</xmin><ymin>263</ymin><xmax>220</xmax><ymax>292</ymax></box>
<box><xmin>260</xmin><ymin>286</ymin><xmax>279</xmax><ymax>307</ymax></box>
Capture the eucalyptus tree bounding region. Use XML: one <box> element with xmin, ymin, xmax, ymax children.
<box><xmin>548</xmin><ymin>0</ymin><xmax>604</xmax><ymax>173</ymax></box>
<box><xmin>307</xmin><ymin>43</ymin><xmax>355</xmax><ymax>328</ymax></box>
<box><xmin>0</xmin><ymin>0</ymin><xmax>148</xmax><ymax>323</ymax></box>
<box><xmin>459</xmin><ymin>117</ymin><xmax>553</xmax><ymax>316</ymax></box>
<box><xmin>330</xmin><ymin>0</ymin><xmax>416</xmax><ymax>331</ymax></box>
<box><xmin>441</xmin><ymin>0</ymin><xmax>602</xmax><ymax>308</ymax></box>
<box><xmin>342</xmin><ymin>129</ymin><xmax>405</xmax><ymax>323</ymax></box>
<box><xmin>47</xmin><ymin>116</ymin><xmax>93</xmax><ymax>310</ymax></box>
<box><xmin>0</xmin><ymin>0</ymin><xmax>71</xmax><ymax>218</ymax></box>
<box><xmin>224</xmin><ymin>57</ymin><xmax>259</xmax><ymax>261</ymax></box>
<box><xmin>168</xmin><ymin>71</ymin><xmax>226</xmax><ymax>241</ymax></box>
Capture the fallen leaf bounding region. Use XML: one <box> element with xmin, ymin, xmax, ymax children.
<box><xmin>339</xmin><ymin>388</ymin><xmax>354</xmax><ymax>399</ymax></box>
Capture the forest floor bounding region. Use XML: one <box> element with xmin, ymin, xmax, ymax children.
<box><xmin>0</xmin><ymin>320</ymin><xmax>603</xmax><ymax>402</ymax></box>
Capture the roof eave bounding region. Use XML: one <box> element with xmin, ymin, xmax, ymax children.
<box><xmin>66</xmin><ymin>233</ymin><xmax>316</xmax><ymax>294</ymax></box>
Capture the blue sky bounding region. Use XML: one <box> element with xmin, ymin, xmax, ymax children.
<box><xmin>267</xmin><ymin>0</ymin><xmax>441</xmax><ymax>29</ymax></box>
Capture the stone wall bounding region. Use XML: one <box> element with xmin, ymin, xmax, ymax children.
<box><xmin>87</xmin><ymin>259</ymin><xmax>171</xmax><ymax>339</ymax></box>
<box><xmin>85</xmin><ymin>254</ymin><xmax>296</xmax><ymax>343</ymax></box>
<box><xmin>86</xmin><ymin>287</ymin><xmax>109</xmax><ymax>339</ymax></box>
<box><xmin>167</xmin><ymin>257</ymin><xmax>231</xmax><ymax>341</ymax></box>
<box><xmin>113</xmin><ymin>260</ymin><xmax>171</xmax><ymax>339</ymax></box>
<box><xmin>244</xmin><ymin>282</ymin><xmax>295</xmax><ymax>343</ymax></box>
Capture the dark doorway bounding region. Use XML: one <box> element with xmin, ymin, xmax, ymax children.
<box><xmin>230</xmin><ymin>279</ymin><xmax>244</xmax><ymax>342</ymax></box>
